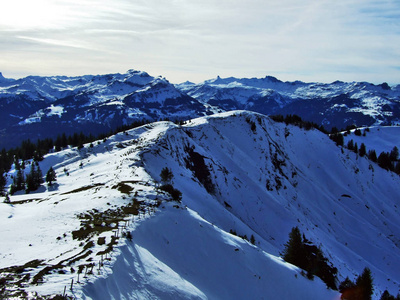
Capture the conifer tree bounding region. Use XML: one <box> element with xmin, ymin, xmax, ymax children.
<box><xmin>11</xmin><ymin>159</ymin><xmax>25</xmax><ymax>194</ymax></box>
<box><xmin>339</xmin><ymin>276</ymin><xmax>355</xmax><ymax>293</ymax></box>
<box><xmin>283</xmin><ymin>227</ymin><xmax>338</xmax><ymax>290</ymax></box>
<box><xmin>46</xmin><ymin>167</ymin><xmax>57</xmax><ymax>186</ymax></box>
<box><xmin>368</xmin><ymin>150</ymin><xmax>377</xmax><ymax>162</ymax></box>
<box><xmin>347</xmin><ymin>140</ymin><xmax>354</xmax><ymax>151</ymax></box>
<box><xmin>378</xmin><ymin>152</ymin><xmax>393</xmax><ymax>171</ymax></box>
<box><xmin>395</xmin><ymin>161</ymin><xmax>400</xmax><ymax>175</ymax></box>
<box><xmin>359</xmin><ymin>143</ymin><xmax>366</xmax><ymax>157</ymax></box>
<box><xmin>26</xmin><ymin>161</ymin><xmax>43</xmax><ymax>193</ymax></box>
<box><xmin>0</xmin><ymin>169</ymin><xmax>6</xmax><ymax>195</ymax></box>
<box><xmin>25</xmin><ymin>163</ymin><xmax>36</xmax><ymax>193</ymax></box>
<box><xmin>282</xmin><ymin>226</ymin><xmax>305</xmax><ymax>269</ymax></box>
<box><xmin>356</xmin><ymin>267</ymin><xmax>374</xmax><ymax>300</ymax></box>
<box><xmin>380</xmin><ymin>290</ymin><xmax>395</xmax><ymax>300</ymax></box>
<box><xmin>390</xmin><ymin>146</ymin><xmax>399</xmax><ymax>161</ymax></box>
<box><xmin>330</xmin><ymin>133</ymin><xmax>344</xmax><ymax>146</ymax></box>
<box><xmin>34</xmin><ymin>162</ymin><xmax>43</xmax><ymax>186</ymax></box>
<box><xmin>160</xmin><ymin>167</ymin><xmax>174</xmax><ymax>185</ymax></box>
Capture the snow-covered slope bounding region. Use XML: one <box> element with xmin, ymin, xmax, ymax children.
<box><xmin>82</xmin><ymin>205</ymin><xmax>338</xmax><ymax>300</ymax></box>
<box><xmin>1</xmin><ymin>111</ymin><xmax>400</xmax><ymax>299</ymax></box>
<box><xmin>177</xmin><ymin>76</ymin><xmax>400</xmax><ymax>130</ymax></box>
<box><xmin>141</xmin><ymin>111</ymin><xmax>400</xmax><ymax>297</ymax></box>
<box><xmin>343</xmin><ymin>126</ymin><xmax>400</xmax><ymax>156</ymax></box>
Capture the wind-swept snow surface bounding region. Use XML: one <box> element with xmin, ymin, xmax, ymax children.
<box><xmin>1</xmin><ymin>111</ymin><xmax>399</xmax><ymax>299</ymax></box>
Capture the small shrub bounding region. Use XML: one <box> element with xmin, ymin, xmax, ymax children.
<box><xmin>125</xmin><ymin>231</ymin><xmax>133</xmax><ymax>241</ymax></box>
<box><xmin>160</xmin><ymin>167</ymin><xmax>174</xmax><ymax>184</ymax></box>
<box><xmin>159</xmin><ymin>184</ymin><xmax>182</xmax><ymax>202</ymax></box>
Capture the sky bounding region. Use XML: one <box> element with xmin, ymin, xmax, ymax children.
<box><xmin>0</xmin><ymin>0</ymin><xmax>399</xmax><ymax>84</ymax></box>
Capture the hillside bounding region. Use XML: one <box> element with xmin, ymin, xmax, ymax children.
<box><xmin>343</xmin><ymin>126</ymin><xmax>400</xmax><ymax>156</ymax></box>
<box><xmin>1</xmin><ymin>111</ymin><xmax>400</xmax><ymax>299</ymax></box>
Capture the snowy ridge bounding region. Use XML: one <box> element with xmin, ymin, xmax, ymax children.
<box><xmin>1</xmin><ymin>110</ymin><xmax>399</xmax><ymax>299</ymax></box>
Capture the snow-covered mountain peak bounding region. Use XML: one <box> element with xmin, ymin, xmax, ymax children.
<box><xmin>0</xmin><ymin>70</ymin><xmax>208</xmax><ymax>149</ymax></box>
<box><xmin>122</xmin><ymin>69</ymin><xmax>153</xmax><ymax>86</ymax></box>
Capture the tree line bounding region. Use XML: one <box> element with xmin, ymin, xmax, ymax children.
<box><xmin>0</xmin><ymin>119</ymin><xmax>149</xmax><ymax>173</ymax></box>
<box><xmin>270</xmin><ymin>114</ymin><xmax>328</xmax><ymax>133</ymax></box>
<box><xmin>5</xmin><ymin>158</ymin><xmax>57</xmax><ymax>196</ymax></box>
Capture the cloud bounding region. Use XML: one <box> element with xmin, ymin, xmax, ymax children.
<box><xmin>0</xmin><ymin>0</ymin><xmax>399</xmax><ymax>84</ymax></box>
<box><xmin>17</xmin><ymin>36</ymin><xmax>93</xmax><ymax>50</ymax></box>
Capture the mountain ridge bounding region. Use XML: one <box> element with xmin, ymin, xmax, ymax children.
<box><xmin>1</xmin><ymin>111</ymin><xmax>400</xmax><ymax>298</ymax></box>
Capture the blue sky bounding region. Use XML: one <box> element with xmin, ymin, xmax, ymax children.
<box><xmin>0</xmin><ymin>0</ymin><xmax>399</xmax><ymax>84</ymax></box>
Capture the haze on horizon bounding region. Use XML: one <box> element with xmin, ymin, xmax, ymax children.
<box><xmin>0</xmin><ymin>0</ymin><xmax>399</xmax><ymax>85</ymax></box>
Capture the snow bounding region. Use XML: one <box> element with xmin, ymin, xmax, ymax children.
<box><xmin>18</xmin><ymin>116</ymin><xmax>41</xmax><ymax>125</ymax></box>
<box><xmin>80</xmin><ymin>204</ymin><xmax>339</xmax><ymax>300</ymax></box>
<box><xmin>46</xmin><ymin>104</ymin><xmax>64</xmax><ymax>117</ymax></box>
<box><xmin>1</xmin><ymin>111</ymin><xmax>400</xmax><ymax>299</ymax></box>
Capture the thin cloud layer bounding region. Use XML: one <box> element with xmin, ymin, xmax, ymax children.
<box><xmin>0</xmin><ymin>0</ymin><xmax>399</xmax><ymax>84</ymax></box>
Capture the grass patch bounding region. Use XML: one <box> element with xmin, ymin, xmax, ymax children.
<box><xmin>97</xmin><ymin>236</ymin><xmax>119</xmax><ymax>257</ymax></box>
<box><xmin>61</xmin><ymin>183</ymin><xmax>104</xmax><ymax>195</ymax></box>
<box><xmin>10</xmin><ymin>198</ymin><xmax>42</xmax><ymax>205</ymax></box>
<box><xmin>0</xmin><ymin>259</ymin><xmax>45</xmax><ymax>296</ymax></box>
<box><xmin>112</xmin><ymin>182</ymin><xmax>134</xmax><ymax>194</ymax></box>
<box><xmin>0</xmin><ymin>259</ymin><xmax>44</xmax><ymax>274</ymax></box>
<box><xmin>72</xmin><ymin>198</ymin><xmax>141</xmax><ymax>241</ymax></box>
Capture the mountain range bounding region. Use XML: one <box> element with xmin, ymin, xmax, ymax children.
<box><xmin>1</xmin><ymin>70</ymin><xmax>399</xmax><ymax>149</ymax></box>
<box><xmin>177</xmin><ymin>76</ymin><xmax>400</xmax><ymax>130</ymax></box>
<box><xmin>0</xmin><ymin>70</ymin><xmax>206</xmax><ymax>149</ymax></box>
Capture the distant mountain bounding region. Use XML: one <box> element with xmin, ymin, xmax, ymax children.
<box><xmin>2</xmin><ymin>111</ymin><xmax>400</xmax><ymax>299</ymax></box>
<box><xmin>2</xmin><ymin>69</ymin><xmax>400</xmax><ymax>150</ymax></box>
<box><xmin>176</xmin><ymin>76</ymin><xmax>400</xmax><ymax>130</ymax></box>
<box><xmin>0</xmin><ymin>70</ymin><xmax>207</xmax><ymax>149</ymax></box>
